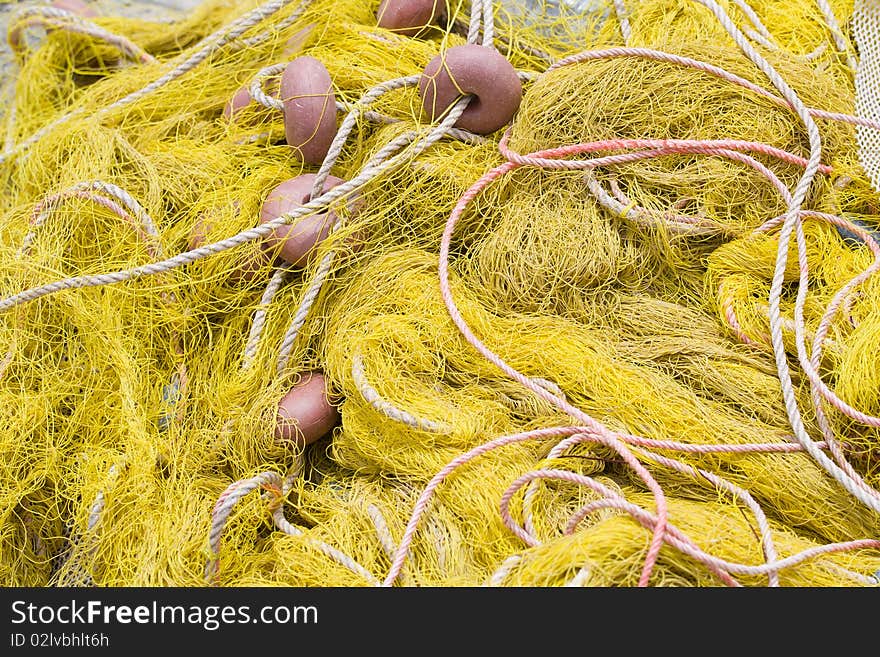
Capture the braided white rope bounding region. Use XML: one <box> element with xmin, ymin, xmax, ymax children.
<box><xmin>564</xmin><ymin>564</ymin><xmax>592</xmax><ymax>586</ymax></box>
<box><xmin>205</xmin><ymin>470</ymin><xmax>380</xmax><ymax>585</ymax></box>
<box><xmin>311</xmin><ymin>75</ymin><xmax>421</xmax><ymax>199</ymax></box>
<box><xmin>0</xmin><ymin>101</ymin><xmax>461</xmax><ymax>312</ymax></box>
<box><xmin>740</xmin><ymin>26</ymin><xmax>776</xmax><ymax>51</ymax></box>
<box><xmin>206</xmin><ymin>471</ymin><xmax>282</xmax><ymax>583</ymax></box>
<box><xmin>459</xmin><ymin>0</ymin><xmax>500</xmax><ymax>48</ymax></box>
<box><xmin>351</xmin><ymin>353</ymin><xmax>451</xmax><ymax>432</ymax></box>
<box><xmin>239</xmin><ymin>84</ymin><xmax>417</xmax><ymax>372</ymax></box>
<box><xmin>235</xmin><ymin>67</ymin><xmax>478</xmax><ymax>375</ymax></box>
<box><xmin>727</xmin><ymin>0</ymin><xmax>780</xmax><ymax>51</ymax></box>
<box><xmin>10</xmin><ymin>5</ymin><xmax>94</xmax><ymax>24</ymax></box>
<box><xmin>235</xmin><ymin>0</ymin><xmax>311</xmax><ymax>50</ymax></box>
<box><xmin>243</xmin><ymin>76</ymin><xmax>482</xmax><ymax>373</ymax></box>
<box><xmin>243</xmin><ymin>64</ymin><xmax>487</xmax><ymax>138</ymax></box>
<box><xmin>271</xmin><ymin>505</ymin><xmax>381</xmax><ymax>585</ymax></box>
<box><xmin>97</xmin><ymin>0</ymin><xmax>301</xmax><ymax>115</ymax></box>
<box><xmin>468</xmin><ymin>0</ymin><xmax>483</xmax><ymax>44</ymax></box>
<box><xmin>612</xmin><ymin>0</ymin><xmax>631</xmax><ymax>43</ymax></box>
<box><xmin>0</xmin><ymin>0</ymin><xmax>303</xmax><ymax>167</ymax></box>
<box><xmin>8</xmin><ymin>6</ymin><xmax>156</xmax><ymax>64</ymax></box>
<box><xmin>584</xmin><ymin>172</ymin><xmax>721</xmax><ymax>236</ymax></box>
<box><xmin>265</xmin><ymin>1</ymin><xmax>511</xmax><ymax>371</ymax></box>
<box><xmin>731</xmin><ymin>0</ymin><xmax>775</xmax><ymax>43</ymax></box>
<box><xmin>482</xmin><ymin>0</ymin><xmax>495</xmax><ymax>47</ymax></box>
<box><xmin>248</xmin><ymin>63</ymin><xmax>286</xmax><ymax>110</ymax></box>
<box><xmin>693</xmin><ymin>0</ymin><xmax>880</xmax><ymax>515</ymax></box>
<box><xmin>23</xmin><ymin>181</ymin><xmax>163</xmax><ymax>255</ymax></box>
<box><xmin>367</xmin><ymin>504</ymin><xmax>398</xmax><ymax>559</ymax></box>
<box><xmin>272</xmin><ymin>97</ymin><xmax>471</xmax><ymax>376</ymax></box>
<box><xmin>484</xmin><ymin>553</ymin><xmax>522</xmax><ymax>586</ymax></box>
<box><xmin>530</xmin><ymin>377</ymin><xmax>566</xmax><ymax>400</ymax></box>
<box><xmin>6</xmin><ymin>181</ymin><xmax>171</xmax><ymax>379</ymax></box>
<box><xmin>242</xmin><ymin>267</ymin><xmax>291</xmax><ymax>370</ymax></box>
<box><xmin>814</xmin><ymin>0</ymin><xmax>858</xmax><ymax>72</ymax></box>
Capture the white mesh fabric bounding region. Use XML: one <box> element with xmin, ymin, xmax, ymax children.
<box><xmin>853</xmin><ymin>0</ymin><xmax>880</xmax><ymax>192</ymax></box>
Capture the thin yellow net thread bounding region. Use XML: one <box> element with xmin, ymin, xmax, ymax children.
<box><xmin>1</xmin><ymin>0</ymin><xmax>879</xmax><ymax>587</ymax></box>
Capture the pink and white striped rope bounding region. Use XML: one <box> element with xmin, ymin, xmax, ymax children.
<box><xmin>384</xmin><ymin>426</ymin><xmax>876</xmax><ymax>587</ymax></box>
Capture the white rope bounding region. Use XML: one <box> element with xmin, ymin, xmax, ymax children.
<box><xmin>612</xmin><ymin>0</ymin><xmax>631</xmax><ymax>43</ymax></box>
<box><xmin>686</xmin><ymin>0</ymin><xmax>880</xmax><ymax>515</ymax></box>
<box><xmin>242</xmin><ymin>267</ymin><xmax>292</xmax><ymax>369</ymax></box>
<box><xmin>351</xmin><ymin>353</ymin><xmax>451</xmax><ymax>432</ymax></box>
<box><xmin>367</xmin><ymin>504</ymin><xmax>398</xmax><ymax>559</ymax></box>
<box><xmin>206</xmin><ymin>470</ymin><xmax>381</xmax><ymax>586</ymax></box>
<box><xmin>272</xmin><ymin>96</ymin><xmax>472</xmax><ymax>375</ymax></box>
<box><xmin>0</xmin><ymin>0</ymin><xmax>303</xmax><ymax>167</ymax></box>
<box><xmin>814</xmin><ymin>0</ymin><xmax>858</xmax><ymax>72</ymax></box>
<box><xmin>564</xmin><ymin>565</ymin><xmax>592</xmax><ymax>586</ymax></box>
<box><xmin>484</xmin><ymin>554</ymin><xmax>522</xmax><ymax>586</ymax></box>
<box><xmin>248</xmin><ymin>63</ymin><xmax>286</xmax><ymax>110</ymax></box>
<box><xmin>8</xmin><ymin>6</ymin><xmax>156</xmax><ymax>64</ymax></box>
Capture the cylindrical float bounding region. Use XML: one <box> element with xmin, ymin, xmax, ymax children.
<box><xmin>259</xmin><ymin>173</ymin><xmax>348</xmax><ymax>267</ymax></box>
<box><xmin>376</xmin><ymin>0</ymin><xmax>444</xmax><ymax>37</ymax></box>
<box><xmin>279</xmin><ymin>56</ymin><xmax>338</xmax><ymax>166</ymax></box>
<box><xmin>275</xmin><ymin>371</ymin><xmax>340</xmax><ymax>447</ymax></box>
<box><xmin>418</xmin><ymin>44</ymin><xmax>522</xmax><ymax>135</ymax></box>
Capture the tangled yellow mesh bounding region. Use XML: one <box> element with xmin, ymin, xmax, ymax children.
<box><xmin>2</xmin><ymin>0</ymin><xmax>880</xmax><ymax>588</ymax></box>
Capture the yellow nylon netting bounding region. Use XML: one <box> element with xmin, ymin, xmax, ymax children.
<box><xmin>2</xmin><ymin>0</ymin><xmax>880</xmax><ymax>587</ymax></box>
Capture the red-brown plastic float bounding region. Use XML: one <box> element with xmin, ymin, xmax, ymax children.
<box><xmin>259</xmin><ymin>173</ymin><xmax>346</xmax><ymax>267</ymax></box>
<box><xmin>279</xmin><ymin>56</ymin><xmax>338</xmax><ymax>166</ymax></box>
<box><xmin>222</xmin><ymin>86</ymin><xmax>253</xmax><ymax>121</ymax></box>
<box><xmin>376</xmin><ymin>0</ymin><xmax>444</xmax><ymax>37</ymax></box>
<box><xmin>275</xmin><ymin>371</ymin><xmax>340</xmax><ymax>447</ymax></box>
<box><xmin>418</xmin><ymin>43</ymin><xmax>522</xmax><ymax>135</ymax></box>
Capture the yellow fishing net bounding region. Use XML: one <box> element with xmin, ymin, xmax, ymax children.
<box><xmin>2</xmin><ymin>0</ymin><xmax>880</xmax><ymax>588</ymax></box>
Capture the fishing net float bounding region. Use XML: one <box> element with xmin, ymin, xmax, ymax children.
<box><xmin>419</xmin><ymin>43</ymin><xmax>524</xmax><ymax>134</ymax></box>
<box><xmin>377</xmin><ymin>0</ymin><xmax>446</xmax><ymax>36</ymax></box>
<box><xmin>2</xmin><ymin>0</ymin><xmax>880</xmax><ymax>588</ymax></box>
